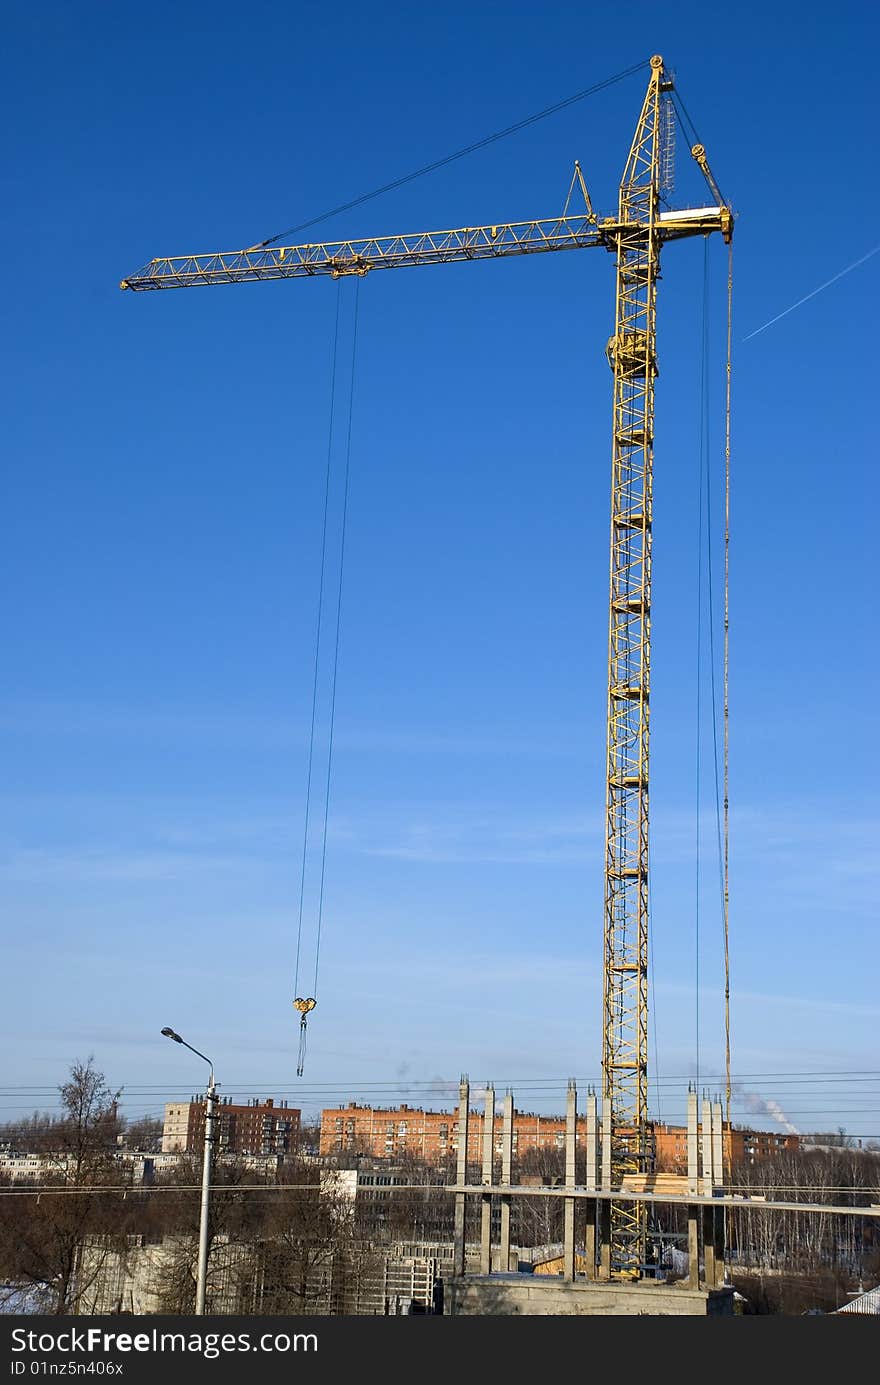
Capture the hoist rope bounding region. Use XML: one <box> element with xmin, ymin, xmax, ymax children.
<box><xmin>293</xmin><ymin>286</ymin><xmax>343</xmax><ymax>1000</ymax></box>
<box><xmin>695</xmin><ymin>239</ymin><xmax>732</xmax><ymax>1119</ymax></box>
<box><xmin>705</xmin><ymin>246</ymin><xmax>726</xmax><ymax>1000</ymax></box>
<box><xmin>723</xmin><ymin>243</ymin><xmax>734</xmax><ymax>1126</ymax></box>
<box><xmin>312</xmin><ymin>280</ymin><xmax>360</xmax><ymax>1000</ymax></box>
<box><xmin>256</xmin><ymin>61</ymin><xmax>650</xmax><ymax>248</ymax></box>
<box><xmin>292</xmin><ymin>283</ymin><xmax>360</xmax><ymax>1074</ymax></box>
<box><xmin>705</xmin><ymin>247</ymin><xmax>728</xmax><ymax>1116</ymax></box>
<box><xmin>648</xmin><ymin>875</ymin><xmax>662</xmax><ymax>1124</ymax></box>
<box><xmin>694</xmin><ymin>240</ymin><xmax>710</xmax><ymax>1093</ymax></box>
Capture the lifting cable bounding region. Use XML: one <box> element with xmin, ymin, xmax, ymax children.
<box><xmin>648</xmin><ymin>874</ymin><xmax>662</xmax><ymax>1124</ymax></box>
<box><xmin>293</xmin><ymin>281</ymin><xmax>361</xmax><ymax>1076</ymax></box>
<box><xmin>695</xmin><ymin>236</ymin><xmax>734</xmax><ymax>1123</ymax></box>
<box><xmin>705</xmin><ymin>239</ymin><xmax>727</xmax><ymax>1076</ymax></box>
<box><xmin>694</xmin><ymin>238</ymin><xmax>710</xmax><ymax>1093</ymax></box>
<box><xmin>293</xmin><ymin>288</ymin><xmax>343</xmax><ymax>1005</ymax></box>
<box><xmin>673</xmin><ymin>78</ymin><xmax>734</xmax><ymax>1125</ymax></box>
<box><xmin>313</xmin><ymin>283</ymin><xmax>360</xmax><ymax>1001</ymax></box>
<box><xmin>723</xmin><ymin>243</ymin><xmax>734</xmax><ymax>1126</ymax></box>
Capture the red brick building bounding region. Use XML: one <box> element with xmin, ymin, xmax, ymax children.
<box><xmin>653</xmin><ymin>1123</ymin><xmax>800</xmax><ymax>1171</ymax></box>
<box><xmin>321</xmin><ymin>1103</ymin><xmax>575</xmax><ymax>1161</ymax></box>
<box><xmin>163</xmin><ymin>1097</ymin><xmax>301</xmax><ymax>1156</ymax></box>
<box><xmin>320</xmin><ymin>1103</ymin><xmax>800</xmax><ymax>1167</ymax></box>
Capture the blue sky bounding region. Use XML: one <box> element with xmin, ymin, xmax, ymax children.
<box><xmin>1</xmin><ymin>1</ymin><xmax>878</xmax><ymax>1137</ymax></box>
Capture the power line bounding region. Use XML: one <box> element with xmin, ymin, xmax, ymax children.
<box><xmin>1</xmin><ymin>1182</ymin><xmax>878</xmax><ymax>1201</ymax></box>
<box><xmin>2</xmin><ymin>1071</ymin><xmax>878</xmax><ymax>1094</ymax></box>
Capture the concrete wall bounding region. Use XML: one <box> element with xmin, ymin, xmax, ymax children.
<box><xmin>446</xmin><ymin>1274</ymin><xmax>735</xmax><ymax>1316</ymax></box>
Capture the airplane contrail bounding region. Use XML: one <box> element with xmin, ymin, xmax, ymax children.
<box><xmin>743</xmin><ymin>242</ymin><xmax>880</xmax><ymax>341</ymax></box>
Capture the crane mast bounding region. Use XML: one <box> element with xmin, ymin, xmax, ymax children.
<box><xmin>603</xmin><ymin>53</ymin><xmax>665</xmax><ymax>1275</ymax></box>
<box><xmin>121</xmin><ymin>56</ymin><xmax>732</xmax><ymax>1280</ymax></box>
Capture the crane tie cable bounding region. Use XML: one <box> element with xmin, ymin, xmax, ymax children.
<box><xmin>256</xmin><ymin>61</ymin><xmax>650</xmax><ymax>248</ymax></box>
<box><xmin>670</xmin><ymin>88</ymin><xmax>731</xmax><ymax>212</ymax></box>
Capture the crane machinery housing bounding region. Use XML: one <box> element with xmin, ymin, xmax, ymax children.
<box><xmin>122</xmin><ymin>55</ymin><xmax>733</xmax><ymax>1278</ymax></box>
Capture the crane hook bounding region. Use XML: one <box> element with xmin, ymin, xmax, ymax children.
<box><xmin>293</xmin><ymin>997</ymin><xmax>316</xmax><ymax>1076</ymax></box>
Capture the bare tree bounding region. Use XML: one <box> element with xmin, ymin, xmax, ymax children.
<box><xmin>248</xmin><ymin>1158</ymin><xmax>356</xmax><ymax>1313</ymax></box>
<box><xmin>0</xmin><ymin>1058</ymin><xmax>131</xmax><ymax>1314</ymax></box>
<box><xmin>0</xmin><ymin>1112</ymin><xmax>59</xmax><ymax>1154</ymax></box>
<box><xmin>728</xmin><ymin>1144</ymin><xmax>880</xmax><ymax>1286</ymax></box>
<box><xmin>53</xmin><ymin>1058</ymin><xmax>122</xmax><ymax>1181</ymax></box>
<box><xmin>119</xmin><ymin>1116</ymin><xmax>163</xmax><ymax>1153</ymax></box>
<box><xmin>511</xmin><ymin>1147</ymin><xmax>565</xmax><ymax>1249</ymax></box>
<box><xmin>146</xmin><ymin>1153</ymin><xmax>260</xmax><ymax>1314</ymax></box>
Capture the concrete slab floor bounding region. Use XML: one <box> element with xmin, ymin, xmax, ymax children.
<box><xmin>446</xmin><ymin>1274</ymin><xmax>735</xmax><ymax>1316</ymax></box>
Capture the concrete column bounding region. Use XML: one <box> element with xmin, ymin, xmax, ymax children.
<box><xmin>480</xmin><ymin>1085</ymin><xmax>494</xmax><ymax>1275</ymax></box>
<box><xmin>702</xmin><ymin>1095</ymin><xmax>714</xmax><ymax>1196</ymax></box>
<box><xmin>713</xmin><ymin>1203</ymin><xmax>726</xmax><ymax>1286</ymax></box>
<box><xmin>600</xmin><ymin>1096</ymin><xmax>612</xmax><ymax>1189</ymax></box>
<box><xmin>687</xmin><ymin>1086</ymin><xmax>699</xmax><ymax>1195</ymax></box>
<box><xmin>686</xmin><ymin>1086</ymin><xmax>700</xmax><ymax>1288</ymax></box>
<box><xmin>586</xmin><ymin>1091</ymin><xmax>598</xmax><ymax>1191</ymax></box>
<box><xmin>712</xmin><ymin>1098</ymin><xmax>724</xmax><ymax>1190</ymax></box>
<box><xmin>703</xmin><ymin>1208</ymin><xmax>718</xmax><ymax>1289</ymax></box>
<box><xmin>563</xmin><ymin>1080</ymin><xmax>577</xmax><ymax>1282</ymax></box>
<box><xmin>688</xmin><ymin>1207</ymin><xmax>701</xmax><ymax>1289</ymax></box>
<box><xmin>700</xmin><ymin>1094</ymin><xmax>717</xmax><ymax>1284</ymax></box>
<box><xmin>453</xmin><ymin>1077</ymin><xmax>469</xmax><ymax>1276</ymax></box>
<box><xmin>599</xmin><ymin>1095</ymin><xmax>612</xmax><ymax>1279</ymax></box>
<box><xmin>584</xmin><ymin>1090</ymin><xmax>598</xmax><ymax>1279</ymax></box>
<box><xmin>712</xmin><ymin>1096</ymin><xmax>726</xmax><ymax>1287</ymax></box>
<box><xmin>500</xmin><ymin>1091</ymin><xmax>513</xmax><ymax>1272</ymax></box>
<box><xmin>702</xmin><ymin>1204</ymin><xmax>717</xmax><ymax>1287</ymax></box>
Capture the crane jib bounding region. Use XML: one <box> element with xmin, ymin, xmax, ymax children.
<box><xmin>119</xmin><ymin>209</ymin><xmax>728</xmax><ymax>291</ymax></box>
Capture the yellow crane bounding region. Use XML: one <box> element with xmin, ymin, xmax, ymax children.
<box><xmin>122</xmin><ymin>55</ymin><xmax>732</xmax><ymax>1277</ymax></box>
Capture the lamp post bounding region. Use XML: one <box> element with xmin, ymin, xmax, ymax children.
<box><xmin>161</xmin><ymin>1027</ymin><xmax>216</xmax><ymax>1315</ymax></box>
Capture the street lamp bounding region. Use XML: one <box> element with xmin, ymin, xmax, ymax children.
<box><xmin>161</xmin><ymin>1026</ymin><xmax>217</xmax><ymax>1316</ymax></box>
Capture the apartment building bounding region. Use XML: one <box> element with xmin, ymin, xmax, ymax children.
<box><xmin>320</xmin><ymin>1103</ymin><xmax>801</xmax><ymax>1166</ymax></box>
<box><xmin>320</xmin><ymin>1103</ymin><xmax>576</xmax><ymax>1161</ymax></box>
<box><xmin>162</xmin><ymin>1097</ymin><xmax>301</xmax><ymax>1156</ymax></box>
<box><xmin>653</xmin><ymin>1123</ymin><xmax>800</xmax><ymax>1171</ymax></box>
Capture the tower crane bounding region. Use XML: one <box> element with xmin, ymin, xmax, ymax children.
<box><xmin>122</xmin><ymin>55</ymin><xmax>733</xmax><ymax>1276</ymax></box>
